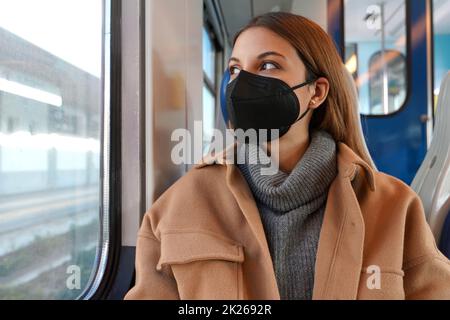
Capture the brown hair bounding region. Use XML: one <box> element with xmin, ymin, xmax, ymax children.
<box><xmin>233</xmin><ymin>12</ymin><xmax>374</xmax><ymax>167</ymax></box>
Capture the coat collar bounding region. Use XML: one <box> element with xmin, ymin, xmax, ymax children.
<box><xmin>196</xmin><ymin>141</ymin><xmax>375</xmax><ymax>300</ymax></box>
<box><xmin>196</xmin><ymin>142</ymin><xmax>376</xmax><ymax>192</ymax></box>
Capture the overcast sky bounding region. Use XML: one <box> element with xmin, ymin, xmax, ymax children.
<box><xmin>0</xmin><ymin>0</ymin><xmax>103</xmax><ymax>77</ymax></box>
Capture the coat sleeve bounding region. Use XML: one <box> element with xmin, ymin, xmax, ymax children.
<box><xmin>124</xmin><ymin>213</ymin><xmax>180</xmax><ymax>300</ymax></box>
<box><xmin>403</xmin><ymin>195</ymin><xmax>450</xmax><ymax>299</ymax></box>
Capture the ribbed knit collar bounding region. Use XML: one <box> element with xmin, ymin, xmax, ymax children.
<box><xmin>237</xmin><ymin>131</ymin><xmax>337</xmax><ymax>213</ymax></box>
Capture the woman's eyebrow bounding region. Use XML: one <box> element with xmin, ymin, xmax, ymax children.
<box><xmin>257</xmin><ymin>51</ymin><xmax>286</xmax><ymax>60</ymax></box>
<box><xmin>228</xmin><ymin>51</ymin><xmax>286</xmax><ymax>65</ymax></box>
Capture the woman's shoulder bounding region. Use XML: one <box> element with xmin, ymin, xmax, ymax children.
<box><xmin>182</xmin><ymin>163</ymin><xmax>228</xmax><ymax>190</ymax></box>
<box><xmin>372</xmin><ymin>170</ymin><xmax>419</xmax><ymax>203</ymax></box>
<box><xmin>140</xmin><ymin>163</ymin><xmax>242</xmax><ymax>241</ymax></box>
<box><xmin>155</xmin><ymin>164</ymin><xmax>228</xmax><ymax>205</ymax></box>
<box><xmin>145</xmin><ymin>164</ymin><xmax>229</xmax><ymax>220</ymax></box>
<box><xmin>359</xmin><ymin>170</ymin><xmax>426</xmax><ymax>231</ymax></box>
<box><xmin>337</xmin><ymin>142</ymin><xmax>419</xmax><ymax>203</ymax></box>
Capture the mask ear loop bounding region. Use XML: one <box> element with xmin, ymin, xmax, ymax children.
<box><xmin>295</xmin><ymin>108</ymin><xmax>311</xmax><ymax>122</ymax></box>
<box><xmin>291</xmin><ymin>77</ymin><xmax>317</xmax><ymax>91</ymax></box>
<box><xmin>291</xmin><ymin>78</ymin><xmax>317</xmax><ymax>123</ymax></box>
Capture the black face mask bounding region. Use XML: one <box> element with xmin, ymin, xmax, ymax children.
<box><xmin>226</xmin><ymin>70</ymin><xmax>315</xmax><ymax>140</ymax></box>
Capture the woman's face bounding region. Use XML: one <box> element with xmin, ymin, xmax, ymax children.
<box><xmin>229</xmin><ymin>27</ymin><xmax>329</xmax><ymax>143</ymax></box>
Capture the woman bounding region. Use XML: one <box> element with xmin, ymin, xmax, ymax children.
<box><xmin>125</xmin><ymin>12</ymin><xmax>450</xmax><ymax>300</ymax></box>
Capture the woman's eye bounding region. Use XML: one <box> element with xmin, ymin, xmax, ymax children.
<box><xmin>229</xmin><ymin>66</ymin><xmax>240</xmax><ymax>75</ymax></box>
<box><xmin>261</xmin><ymin>62</ymin><xmax>278</xmax><ymax>71</ymax></box>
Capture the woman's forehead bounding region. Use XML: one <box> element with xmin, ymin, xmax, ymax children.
<box><xmin>232</xmin><ymin>27</ymin><xmax>298</xmax><ymax>60</ymax></box>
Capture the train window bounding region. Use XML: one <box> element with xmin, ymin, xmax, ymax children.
<box><xmin>0</xmin><ymin>0</ymin><xmax>108</xmax><ymax>299</ymax></box>
<box><xmin>202</xmin><ymin>26</ymin><xmax>218</xmax><ymax>154</ymax></box>
<box><xmin>433</xmin><ymin>0</ymin><xmax>450</xmax><ymax>108</ymax></box>
<box><xmin>344</xmin><ymin>0</ymin><xmax>408</xmax><ymax>115</ymax></box>
<box><xmin>202</xmin><ymin>86</ymin><xmax>215</xmax><ymax>155</ymax></box>
<box><xmin>203</xmin><ymin>27</ymin><xmax>217</xmax><ymax>87</ymax></box>
<box><xmin>368</xmin><ymin>50</ymin><xmax>406</xmax><ymax>113</ymax></box>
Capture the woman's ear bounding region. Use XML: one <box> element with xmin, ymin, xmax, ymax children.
<box><xmin>308</xmin><ymin>77</ymin><xmax>329</xmax><ymax>110</ymax></box>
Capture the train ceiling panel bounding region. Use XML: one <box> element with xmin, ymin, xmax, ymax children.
<box><xmin>218</xmin><ymin>0</ymin><xmax>294</xmax><ymax>44</ymax></box>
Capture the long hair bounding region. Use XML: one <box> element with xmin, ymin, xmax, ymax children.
<box><xmin>233</xmin><ymin>12</ymin><xmax>374</xmax><ymax>168</ymax></box>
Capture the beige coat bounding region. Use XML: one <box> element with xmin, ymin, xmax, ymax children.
<box><xmin>124</xmin><ymin>143</ymin><xmax>450</xmax><ymax>300</ymax></box>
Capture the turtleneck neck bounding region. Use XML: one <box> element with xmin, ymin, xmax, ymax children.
<box><xmin>237</xmin><ymin>130</ymin><xmax>337</xmax><ymax>213</ymax></box>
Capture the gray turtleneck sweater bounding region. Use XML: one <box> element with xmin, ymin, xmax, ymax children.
<box><xmin>237</xmin><ymin>131</ymin><xmax>337</xmax><ymax>300</ymax></box>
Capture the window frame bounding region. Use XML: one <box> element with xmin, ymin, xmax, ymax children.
<box><xmin>78</xmin><ymin>0</ymin><xmax>122</xmax><ymax>300</ymax></box>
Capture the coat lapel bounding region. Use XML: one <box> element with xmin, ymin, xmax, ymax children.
<box><xmin>312</xmin><ymin>143</ymin><xmax>372</xmax><ymax>300</ymax></box>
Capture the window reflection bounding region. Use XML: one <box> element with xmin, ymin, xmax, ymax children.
<box><xmin>0</xmin><ymin>0</ymin><xmax>105</xmax><ymax>300</ymax></box>
<box><xmin>202</xmin><ymin>86</ymin><xmax>215</xmax><ymax>155</ymax></box>
<box><xmin>368</xmin><ymin>50</ymin><xmax>406</xmax><ymax>114</ymax></box>
<box><xmin>345</xmin><ymin>0</ymin><xmax>407</xmax><ymax>115</ymax></box>
<box><xmin>202</xmin><ymin>24</ymin><xmax>218</xmax><ymax>155</ymax></box>
<box><xmin>203</xmin><ymin>27</ymin><xmax>216</xmax><ymax>86</ymax></box>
